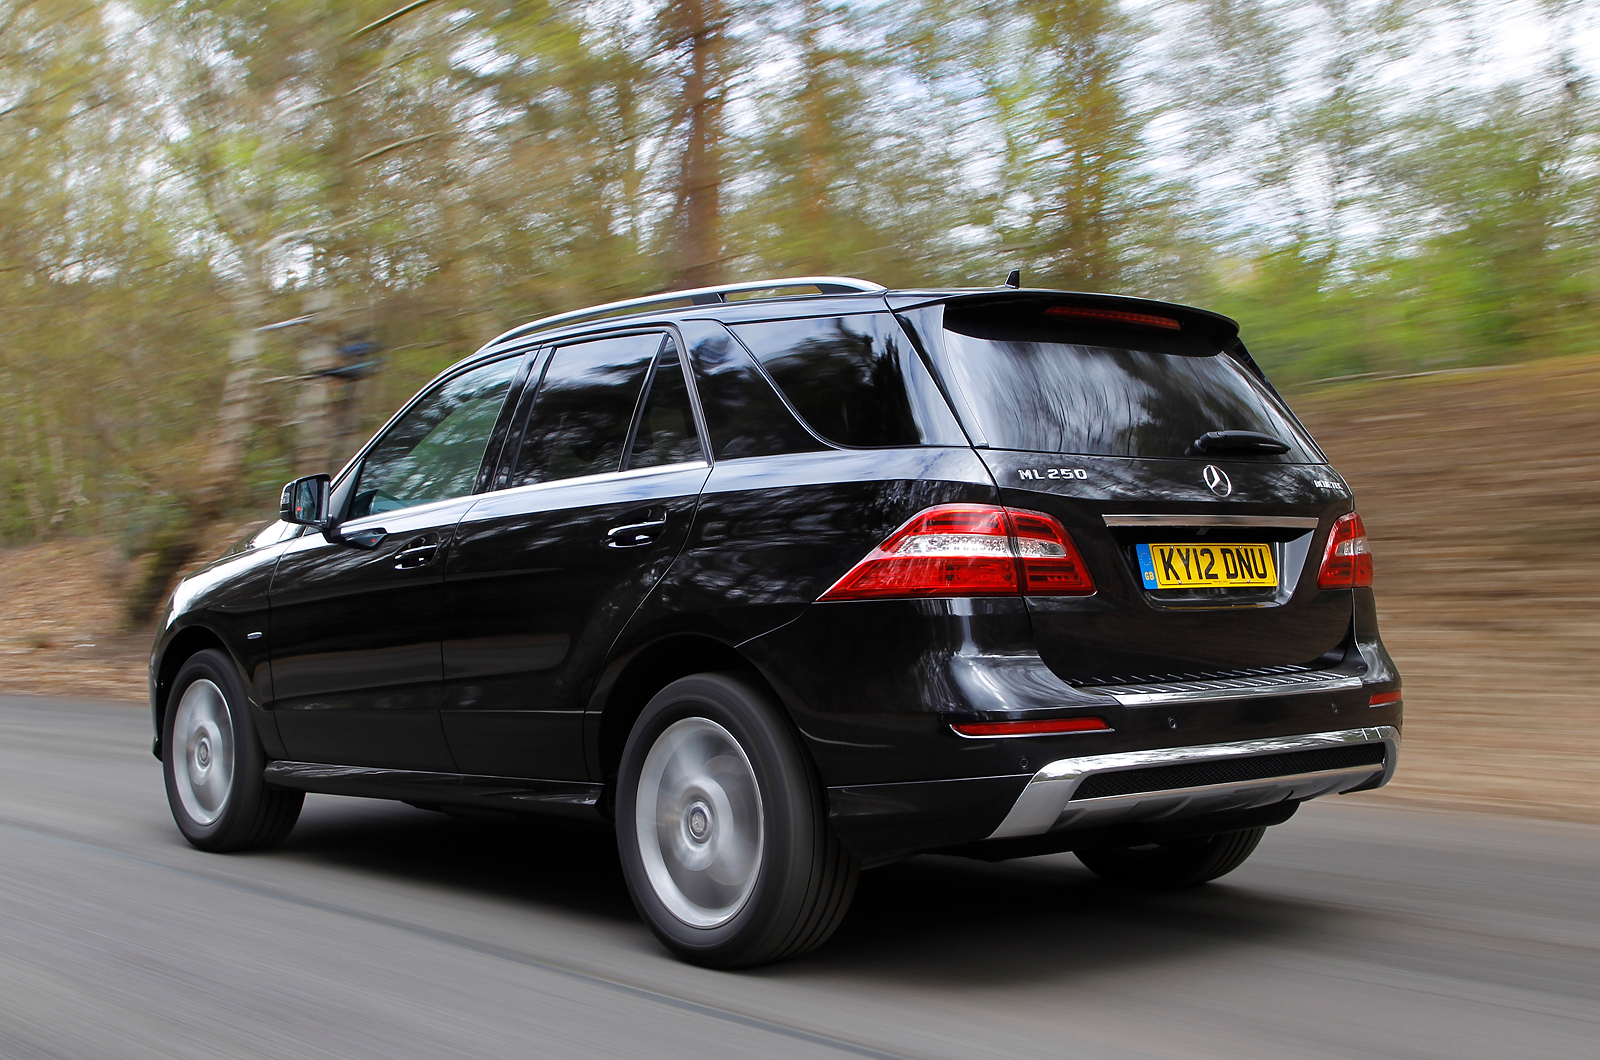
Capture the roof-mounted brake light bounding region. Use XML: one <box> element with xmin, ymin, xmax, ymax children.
<box><xmin>1044</xmin><ymin>306</ymin><xmax>1181</xmax><ymax>330</ymax></box>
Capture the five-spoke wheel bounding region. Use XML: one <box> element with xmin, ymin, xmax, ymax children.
<box><xmin>616</xmin><ymin>672</ymin><xmax>858</xmax><ymax>967</ymax></box>
<box><xmin>635</xmin><ymin>717</ymin><xmax>765</xmax><ymax>928</ymax></box>
<box><xmin>162</xmin><ymin>649</ymin><xmax>302</xmax><ymax>851</ymax></box>
<box><xmin>171</xmin><ymin>678</ymin><xmax>235</xmax><ymax>826</ymax></box>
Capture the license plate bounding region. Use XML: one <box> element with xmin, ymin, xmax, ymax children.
<box><xmin>1136</xmin><ymin>543</ymin><xmax>1277</xmax><ymax>589</ymax></box>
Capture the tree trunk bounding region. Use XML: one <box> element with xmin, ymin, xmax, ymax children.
<box><xmin>667</xmin><ymin>0</ymin><xmax>729</xmax><ymax>290</ymax></box>
<box><xmin>125</xmin><ymin>285</ymin><xmax>269</xmax><ymax>625</ymax></box>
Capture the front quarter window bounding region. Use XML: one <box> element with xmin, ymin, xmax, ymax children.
<box><xmin>349</xmin><ymin>357</ymin><xmax>520</xmax><ymax>519</ymax></box>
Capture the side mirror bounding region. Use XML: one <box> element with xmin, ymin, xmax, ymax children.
<box><xmin>278</xmin><ymin>474</ymin><xmax>386</xmax><ymax>550</ymax></box>
<box><xmin>280</xmin><ymin>474</ymin><xmax>331</xmax><ymax>527</ymax></box>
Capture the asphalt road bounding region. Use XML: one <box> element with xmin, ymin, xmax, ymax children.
<box><xmin>0</xmin><ymin>694</ymin><xmax>1595</xmax><ymax>1060</ymax></box>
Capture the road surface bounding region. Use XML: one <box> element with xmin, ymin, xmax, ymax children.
<box><xmin>0</xmin><ymin>694</ymin><xmax>1593</xmax><ymax>1060</ymax></box>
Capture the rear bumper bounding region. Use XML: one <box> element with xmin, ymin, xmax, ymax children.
<box><xmin>824</xmin><ymin>725</ymin><xmax>1397</xmax><ymax>856</ymax></box>
<box><xmin>988</xmin><ymin>725</ymin><xmax>1398</xmax><ymax>839</ymax></box>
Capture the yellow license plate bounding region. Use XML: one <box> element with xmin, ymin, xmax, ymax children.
<box><xmin>1136</xmin><ymin>543</ymin><xmax>1277</xmax><ymax>589</ymax></box>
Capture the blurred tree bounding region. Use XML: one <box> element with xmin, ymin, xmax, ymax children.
<box><xmin>902</xmin><ymin>0</ymin><xmax>1150</xmax><ymax>290</ymax></box>
<box><xmin>655</xmin><ymin>0</ymin><xmax>736</xmax><ymax>289</ymax></box>
<box><xmin>4</xmin><ymin>0</ymin><xmax>1600</xmax><ymax>623</ymax></box>
<box><xmin>727</xmin><ymin>0</ymin><xmax>972</xmax><ymax>286</ymax></box>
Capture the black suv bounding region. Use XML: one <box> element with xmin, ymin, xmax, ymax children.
<box><xmin>152</xmin><ymin>277</ymin><xmax>1401</xmax><ymax>967</ymax></box>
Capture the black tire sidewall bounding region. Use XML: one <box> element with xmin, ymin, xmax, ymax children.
<box><xmin>616</xmin><ymin>672</ymin><xmax>822</xmax><ymax>967</ymax></box>
<box><xmin>161</xmin><ymin>648</ymin><xmax>270</xmax><ymax>850</ymax></box>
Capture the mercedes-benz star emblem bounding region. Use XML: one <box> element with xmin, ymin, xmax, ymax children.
<box><xmin>1203</xmin><ymin>464</ymin><xmax>1232</xmax><ymax>497</ymax></box>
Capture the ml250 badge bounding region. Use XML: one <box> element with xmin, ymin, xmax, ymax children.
<box><xmin>1017</xmin><ymin>468</ymin><xmax>1088</xmax><ymax>481</ymax></box>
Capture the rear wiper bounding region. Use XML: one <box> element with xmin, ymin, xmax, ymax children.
<box><xmin>1186</xmin><ymin>430</ymin><xmax>1290</xmax><ymax>456</ymax></box>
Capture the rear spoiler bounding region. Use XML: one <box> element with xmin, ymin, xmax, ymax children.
<box><xmin>884</xmin><ymin>289</ymin><xmax>1241</xmax><ymax>347</ymax></box>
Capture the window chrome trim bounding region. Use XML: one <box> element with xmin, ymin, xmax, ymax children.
<box><xmin>472</xmin><ymin>459</ymin><xmax>711</xmax><ymax>504</ymax></box>
<box><xmin>1102</xmin><ymin>514</ymin><xmax>1321</xmax><ymax>529</ymax></box>
<box><xmin>987</xmin><ymin>725</ymin><xmax>1398</xmax><ymax>840</ymax></box>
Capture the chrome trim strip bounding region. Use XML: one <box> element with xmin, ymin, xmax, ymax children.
<box><xmin>1067</xmin><ymin>766</ymin><xmax>1380</xmax><ymax>805</ymax></box>
<box><xmin>1103</xmin><ymin>514</ymin><xmax>1321</xmax><ymax>529</ymax></box>
<box><xmin>1097</xmin><ymin>672</ymin><xmax>1363</xmax><ymax>706</ymax></box>
<box><xmin>987</xmin><ymin>725</ymin><xmax>1398</xmax><ymax>840</ymax></box>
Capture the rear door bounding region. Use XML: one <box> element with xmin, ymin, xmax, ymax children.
<box><xmin>440</xmin><ymin>332</ymin><xmax>709</xmax><ymax>780</ymax></box>
<box><xmin>901</xmin><ymin>295</ymin><xmax>1353</xmax><ymax>686</ymax></box>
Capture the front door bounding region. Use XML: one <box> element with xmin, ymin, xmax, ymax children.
<box><xmin>442</xmin><ymin>333</ymin><xmax>709</xmax><ymax>779</ymax></box>
<box><xmin>269</xmin><ymin>354</ymin><xmax>525</xmax><ymax>770</ymax></box>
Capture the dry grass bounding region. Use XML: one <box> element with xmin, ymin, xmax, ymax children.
<box><xmin>3</xmin><ymin>358</ymin><xmax>1599</xmax><ymax>821</ymax></box>
<box><xmin>0</xmin><ymin>538</ymin><xmax>149</xmax><ymax>699</ymax></box>
<box><xmin>0</xmin><ymin>520</ymin><xmax>258</xmax><ymax>702</ymax></box>
<box><xmin>1291</xmin><ymin>357</ymin><xmax>1600</xmax><ymax>823</ymax></box>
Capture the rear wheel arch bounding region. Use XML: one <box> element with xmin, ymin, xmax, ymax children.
<box><xmin>594</xmin><ymin>634</ymin><xmax>795</xmax><ymax>808</ymax></box>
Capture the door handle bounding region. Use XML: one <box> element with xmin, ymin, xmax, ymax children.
<box><xmin>393</xmin><ymin>535</ymin><xmax>441</xmax><ymax>569</ymax></box>
<box><xmin>605</xmin><ymin>517</ymin><xmax>668</xmax><ymax>548</ymax></box>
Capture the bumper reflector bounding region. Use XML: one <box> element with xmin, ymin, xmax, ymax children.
<box><xmin>952</xmin><ymin>717</ymin><xmax>1112</xmax><ymax>738</ymax></box>
<box><xmin>1368</xmin><ymin>690</ymin><xmax>1402</xmax><ymax>707</ymax></box>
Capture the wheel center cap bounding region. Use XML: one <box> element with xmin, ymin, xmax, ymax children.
<box><xmin>195</xmin><ymin>738</ymin><xmax>211</xmax><ymax>769</ymax></box>
<box><xmin>686</xmin><ymin>802</ymin><xmax>712</xmax><ymax>843</ymax></box>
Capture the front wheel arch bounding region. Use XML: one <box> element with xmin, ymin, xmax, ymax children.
<box><xmin>153</xmin><ymin>624</ymin><xmax>232</xmax><ymax>758</ymax></box>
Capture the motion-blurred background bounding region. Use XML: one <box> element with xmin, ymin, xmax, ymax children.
<box><xmin>1</xmin><ymin>0</ymin><xmax>1596</xmax><ymax>819</ymax></box>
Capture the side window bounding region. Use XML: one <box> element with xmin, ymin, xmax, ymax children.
<box><xmin>687</xmin><ymin>329</ymin><xmax>826</xmax><ymax>460</ymax></box>
<box><xmin>729</xmin><ymin>313</ymin><xmax>950</xmax><ymax>448</ymax></box>
<box><xmin>511</xmin><ymin>333</ymin><xmax>660</xmax><ymax>486</ymax></box>
<box><xmin>349</xmin><ymin>357</ymin><xmax>520</xmax><ymax>520</ymax></box>
<box><xmin>625</xmin><ymin>342</ymin><xmax>704</xmax><ymax>470</ymax></box>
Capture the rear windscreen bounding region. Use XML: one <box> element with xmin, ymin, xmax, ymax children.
<box><xmin>941</xmin><ymin>309</ymin><xmax>1317</xmax><ymax>461</ymax></box>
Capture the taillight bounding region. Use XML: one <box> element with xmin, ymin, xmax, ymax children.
<box><xmin>818</xmin><ymin>503</ymin><xmax>1095</xmax><ymax>601</ymax></box>
<box><xmin>1010</xmin><ymin>510</ymin><xmax>1096</xmax><ymax>595</ymax></box>
<box><xmin>1368</xmin><ymin>690</ymin><xmax>1402</xmax><ymax>707</ymax></box>
<box><xmin>1317</xmin><ymin>511</ymin><xmax>1373</xmax><ymax>589</ymax></box>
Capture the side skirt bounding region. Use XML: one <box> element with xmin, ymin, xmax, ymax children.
<box><xmin>263</xmin><ymin>761</ymin><xmax>606</xmax><ymax>823</ymax></box>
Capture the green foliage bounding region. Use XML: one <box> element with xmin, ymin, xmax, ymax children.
<box><xmin>1</xmin><ymin>0</ymin><xmax>1596</xmax><ymax>558</ymax></box>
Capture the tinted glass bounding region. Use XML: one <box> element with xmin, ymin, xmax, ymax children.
<box><xmin>626</xmin><ymin>343</ymin><xmax>703</xmax><ymax>469</ymax></box>
<box><xmin>730</xmin><ymin>314</ymin><xmax>922</xmax><ymax>447</ymax></box>
<box><xmin>688</xmin><ymin>329</ymin><xmax>825</xmax><ymax>460</ymax></box>
<box><xmin>350</xmin><ymin>357</ymin><xmax>519</xmax><ymax>518</ymax></box>
<box><xmin>512</xmin><ymin>334</ymin><xmax>658</xmax><ymax>485</ymax></box>
<box><xmin>941</xmin><ymin>310</ymin><xmax>1317</xmax><ymax>461</ymax></box>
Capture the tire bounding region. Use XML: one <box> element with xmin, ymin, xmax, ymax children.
<box><xmin>1075</xmin><ymin>827</ymin><xmax>1267</xmax><ymax>890</ymax></box>
<box><xmin>162</xmin><ymin>649</ymin><xmax>303</xmax><ymax>852</ymax></box>
<box><xmin>616</xmin><ymin>672</ymin><xmax>859</xmax><ymax>968</ymax></box>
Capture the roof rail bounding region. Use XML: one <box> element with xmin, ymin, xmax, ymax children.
<box><xmin>493</xmin><ymin>276</ymin><xmax>886</xmax><ymax>345</ymax></box>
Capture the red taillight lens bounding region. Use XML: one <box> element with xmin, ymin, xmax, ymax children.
<box><xmin>951</xmin><ymin>716</ymin><xmax>1112</xmax><ymax>738</ymax></box>
<box><xmin>1368</xmin><ymin>690</ymin><xmax>1402</xmax><ymax>707</ymax></box>
<box><xmin>1317</xmin><ymin>511</ymin><xmax>1373</xmax><ymax>589</ymax></box>
<box><xmin>818</xmin><ymin>504</ymin><xmax>1096</xmax><ymax>601</ymax></box>
<box><xmin>819</xmin><ymin>504</ymin><xmax>1017</xmax><ymax>600</ymax></box>
<box><xmin>1010</xmin><ymin>509</ymin><xmax>1096</xmax><ymax>595</ymax></box>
